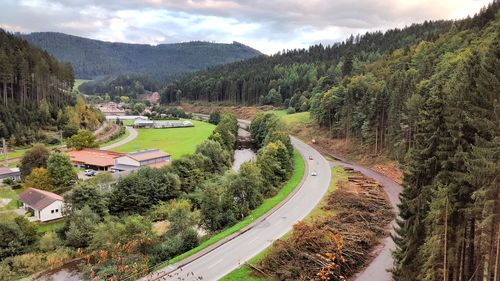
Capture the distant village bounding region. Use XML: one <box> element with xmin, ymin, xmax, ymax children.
<box><xmin>0</xmin><ymin>95</ymin><xmax>195</xmax><ymax>223</ymax></box>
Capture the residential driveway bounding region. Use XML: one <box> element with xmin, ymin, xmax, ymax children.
<box><xmin>100</xmin><ymin>126</ymin><xmax>138</xmax><ymax>150</ymax></box>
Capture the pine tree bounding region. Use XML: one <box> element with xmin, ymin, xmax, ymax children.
<box><xmin>392</xmin><ymin>85</ymin><xmax>447</xmax><ymax>279</ymax></box>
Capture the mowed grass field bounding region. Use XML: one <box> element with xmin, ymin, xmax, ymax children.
<box><xmin>113</xmin><ymin>120</ymin><xmax>215</xmax><ymax>159</ymax></box>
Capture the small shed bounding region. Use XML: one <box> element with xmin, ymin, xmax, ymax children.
<box><xmin>0</xmin><ymin>167</ymin><xmax>21</xmax><ymax>181</ymax></box>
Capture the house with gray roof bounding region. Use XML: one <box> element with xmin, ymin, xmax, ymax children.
<box><xmin>17</xmin><ymin>188</ymin><xmax>64</xmax><ymax>222</ymax></box>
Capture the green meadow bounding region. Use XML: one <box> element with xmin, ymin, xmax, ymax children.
<box><xmin>113</xmin><ymin>120</ymin><xmax>216</xmax><ymax>159</ymax></box>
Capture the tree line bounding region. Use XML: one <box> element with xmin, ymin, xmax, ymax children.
<box><xmin>160</xmin><ymin>19</ymin><xmax>453</xmax><ymax>106</ymax></box>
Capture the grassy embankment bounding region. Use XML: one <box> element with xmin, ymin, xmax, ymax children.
<box><xmin>155</xmin><ymin>150</ymin><xmax>305</xmax><ymax>268</ymax></box>
<box><xmin>221</xmin><ymin>166</ymin><xmax>347</xmax><ymax>281</ymax></box>
<box><xmin>113</xmin><ymin>120</ymin><xmax>215</xmax><ymax>159</ymax></box>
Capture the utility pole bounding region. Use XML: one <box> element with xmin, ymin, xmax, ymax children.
<box><xmin>2</xmin><ymin>137</ymin><xmax>7</xmax><ymax>167</ymax></box>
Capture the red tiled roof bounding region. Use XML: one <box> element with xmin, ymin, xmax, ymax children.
<box><xmin>18</xmin><ymin>188</ymin><xmax>63</xmax><ymax>210</ymax></box>
<box><xmin>67</xmin><ymin>149</ymin><xmax>124</xmax><ymax>167</ymax></box>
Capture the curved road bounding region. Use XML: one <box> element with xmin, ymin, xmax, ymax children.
<box><xmin>142</xmin><ymin>136</ymin><xmax>331</xmax><ymax>281</ymax></box>
<box><xmin>100</xmin><ymin>126</ymin><xmax>138</xmax><ymax>150</ymax></box>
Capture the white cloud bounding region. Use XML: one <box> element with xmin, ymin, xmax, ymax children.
<box><xmin>0</xmin><ymin>0</ymin><xmax>493</xmax><ymax>54</ymax></box>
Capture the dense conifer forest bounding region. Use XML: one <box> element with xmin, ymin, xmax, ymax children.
<box><xmin>78</xmin><ymin>74</ymin><xmax>162</xmax><ymax>99</ymax></box>
<box><xmin>0</xmin><ymin>29</ymin><xmax>83</xmax><ymax>144</ymax></box>
<box><xmin>164</xmin><ymin>2</ymin><xmax>500</xmax><ymax>280</ymax></box>
<box><xmin>20</xmin><ymin>32</ymin><xmax>262</xmax><ymax>80</ymax></box>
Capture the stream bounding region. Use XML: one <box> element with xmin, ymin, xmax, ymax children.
<box><xmin>232</xmin><ymin>148</ymin><xmax>256</xmax><ymax>171</ymax></box>
<box><xmin>34</xmin><ymin>260</ymin><xmax>83</xmax><ymax>281</ymax></box>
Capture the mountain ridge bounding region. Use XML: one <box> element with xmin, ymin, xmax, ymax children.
<box><xmin>19</xmin><ymin>31</ymin><xmax>262</xmax><ymax>80</ymax></box>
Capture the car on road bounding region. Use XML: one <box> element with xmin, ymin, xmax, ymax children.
<box><xmin>84</xmin><ymin>169</ymin><xmax>96</xmax><ymax>177</ymax></box>
<box><xmin>309</xmin><ymin>156</ymin><xmax>313</xmax><ymax>160</ymax></box>
<box><xmin>311</xmin><ymin>170</ymin><xmax>317</xmax><ymax>176</ymax></box>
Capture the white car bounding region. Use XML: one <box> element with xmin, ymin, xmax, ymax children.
<box><xmin>311</xmin><ymin>171</ymin><xmax>317</xmax><ymax>176</ymax></box>
<box><xmin>84</xmin><ymin>169</ymin><xmax>96</xmax><ymax>176</ymax></box>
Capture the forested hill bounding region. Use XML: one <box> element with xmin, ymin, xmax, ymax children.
<box><xmin>0</xmin><ymin>29</ymin><xmax>104</xmax><ymax>145</ymax></box>
<box><xmin>19</xmin><ymin>32</ymin><xmax>262</xmax><ymax>80</ymax></box>
<box><xmin>168</xmin><ymin>2</ymin><xmax>500</xmax><ymax>281</ymax></box>
<box><xmin>0</xmin><ymin>29</ymin><xmax>74</xmax><ymax>143</ymax></box>
<box><xmin>164</xmin><ymin>19</ymin><xmax>453</xmax><ymax>104</ymax></box>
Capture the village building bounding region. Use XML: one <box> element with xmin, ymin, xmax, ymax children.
<box><xmin>0</xmin><ymin>167</ymin><xmax>21</xmax><ymax>181</ymax></box>
<box><xmin>18</xmin><ymin>188</ymin><xmax>64</xmax><ymax>222</ymax></box>
<box><xmin>98</xmin><ymin>102</ymin><xmax>126</xmax><ymax>116</ymax></box>
<box><xmin>105</xmin><ymin>115</ymin><xmax>148</xmax><ymax>122</ymax></box>
<box><xmin>67</xmin><ymin>149</ymin><xmax>124</xmax><ymax>171</ymax></box>
<box><xmin>133</xmin><ymin>119</ymin><xmax>194</xmax><ymax>129</ymax></box>
<box><xmin>140</xmin><ymin>92</ymin><xmax>160</xmax><ymax>105</ymax></box>
<box><xmin>113</xmin><ymin>149</ymin><xmax>170</xmax><ymax>172</ymax></box>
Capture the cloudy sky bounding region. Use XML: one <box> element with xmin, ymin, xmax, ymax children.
<box><xmin>0</xmin><ymin>0</ymin><xmax>491</xmax><ymax>54</ymax></box>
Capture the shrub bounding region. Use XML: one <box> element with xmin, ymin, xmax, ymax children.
<box><xmin>38</xmin><ymin>231</ymin><xmax>61</xmax><ymax>252</ymax></box>
<box><xmin>2</xmin><ymin>178</ymin><xmax>14</xmax><ymax>185</ymax></box>
<box><xmin>45</xmin><ymin>248</ymin><xmax>74</xmax><ymax>269</ymax></box>
<box><xmin>10</xmin><ymin>253</ymin><xmax>46</xmax><ymax>275</ymax></box>
<box><xmin>0</xmin><ymin>262</ymin><xmax>14</xmax><ymax>281</ymax></box>
<box><xmin>287</xmin><ymin>107</ymin><xmax>296</xmax><ymax>114</ymax></box>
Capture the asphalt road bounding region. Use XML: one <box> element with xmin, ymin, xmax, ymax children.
<box><xmin>141</xmin><ymin>136</ymin><xmax>331</xmax><ymax>281</ymax></box>
<box><xmin>100</xmin><ymin>126</ymin><xmax>138</xmax><ymax>150</ymax></box>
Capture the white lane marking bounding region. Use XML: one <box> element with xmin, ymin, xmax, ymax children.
<box><xmin>206</xmin><ymin>259</ymin><xmax>224</xmax><ymax>269</ymax></box>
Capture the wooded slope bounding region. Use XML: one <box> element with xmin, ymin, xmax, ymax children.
<box><xmin>20</xmin><ymin>32</ymin><xmax>262</xmax><ymax>80</ymax></box>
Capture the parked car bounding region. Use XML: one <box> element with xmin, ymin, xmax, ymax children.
<box><xmin>84</xmin><ymin>169</ymin><xmax>96</xmax><ymax>177</ymax></box>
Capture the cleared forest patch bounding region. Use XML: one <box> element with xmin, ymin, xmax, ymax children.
<box><xmin>224</xmin><ymin>167</ymin><xmax>394</xmax><ymax>281</ymax></box>
<box><xmin>180</xmin><ymin>103</ymin><xmax>275</xmax><ymax>120</ymax></box>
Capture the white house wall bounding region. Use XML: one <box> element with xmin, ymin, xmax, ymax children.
<box><xmin>39</xmin><ymin>201</ymin><xmax>64</xmax><ymax>222</ymax></box>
